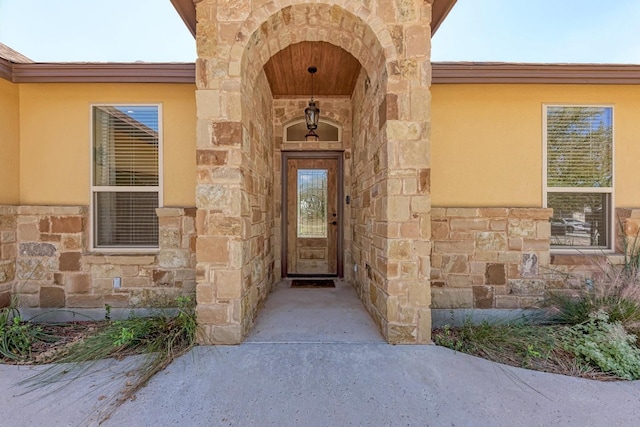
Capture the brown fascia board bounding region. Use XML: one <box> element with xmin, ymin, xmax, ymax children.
<box><xmin>431</xmin><ymin>0</ymin><xmax>457</xmax><ymax>36</ymax></box>
<box><xmin>170</xmin><ymin>0</ymin><xmax>456</xmax><ymax>38</ymax></box>
<box><xmin>0</xmin><ymin>58</ymin><xmax>13</xmax><ymax>81</ymax></box>
<box><xmin>432</xmin><ymin>62</ymin><xmax>640</xmax><ymax>85</ymax></box>
<box><xmin>10</xmin><ymin>63</ymin><xmax>195</xmax><ymax>83</ymax></box>
<box><xmin>170</xmin><ymin>0</ymin><xmax>197</xmax><ymax>38</ymax></box>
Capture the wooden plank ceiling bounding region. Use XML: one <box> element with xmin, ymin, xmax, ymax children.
<box><xmin>263</xmin><ymin>41</ymin><xmax>361</xmax><ymax>98</ymax></box>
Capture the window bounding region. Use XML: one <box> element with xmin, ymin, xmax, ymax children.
<box><xmin>544</xmin><ymin>105</ymin><xmax>613</xmax><ymax>250</ymax></box>
<box><xmin>91</xmin><ymin>105</ymin><xmax>162</xmax><ymax>249</ymax></box>
<box><xmin>284</xmin><ymin>119</ymin><xmax>341</xmax><ymax>142</ymax></box>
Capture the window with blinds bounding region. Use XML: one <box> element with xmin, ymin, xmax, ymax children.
<box><xmin>92</xmin><ymin>105</ymin><xmax>161</xmax><ymax>249</ymax></box>
<box><xmin>544</xmin><ymin>105</ymin><xmax>613</xmax><ymax>250</ymax></box>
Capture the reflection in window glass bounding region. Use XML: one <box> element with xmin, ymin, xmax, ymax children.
<box><xmin>545</xmin><ymin>105</ymin><xmax>613</xmax><ymax>250</ymax></box>
<box><xmin>297</xmin><ymin>169</ymin><xmax>327</xmax><ymax>238</ymax></box>
<box><xmin>286</xmin><ymin>121</ymin><xmax>339</xmax><ymax>141</ymax></box>
<box><xmin>548</xmin><ymin>192</ymin><xmax>608</xmax><ymax>248</ymax></box>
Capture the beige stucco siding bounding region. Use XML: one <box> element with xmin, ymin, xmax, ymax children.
<box><xmin>18</xmin><ymin>83</ymin><xmax>196</xmax><ymax>206</ymax></box>
<box><xmin>431</xmin><ymin>84</ymin><xmax>640</xmax><ymax>208</ymax></box>
<box><xmin>0</xmin><ymin>79</ymin><xmax>20</xmax><ymax>204</ymax></box>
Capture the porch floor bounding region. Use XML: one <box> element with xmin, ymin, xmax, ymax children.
<box><xmin>245</xmin><ymin>279</ymin><xmax>385</xmax><ymax>343</ymax></box>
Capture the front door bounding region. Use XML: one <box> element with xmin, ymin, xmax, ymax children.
<box><xmin>283</xmin><ymin>153</ymin><xmax>342</xmax><ymax>276</ymax></box>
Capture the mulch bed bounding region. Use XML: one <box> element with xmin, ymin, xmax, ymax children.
<box><xmin>2</xmin><ymin>321</ymin><xmax>108</xmax><ymax>365</ymax></box>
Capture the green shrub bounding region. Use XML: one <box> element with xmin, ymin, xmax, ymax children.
<box><xmin>561</xmin><ymin>310</ymin><xmax>640</xmax><ymax>380</ymax></box>
<box><xmin>0</xmin><ymin>299</ymin><xmax>49</xmax><ymax>361</ymax></box>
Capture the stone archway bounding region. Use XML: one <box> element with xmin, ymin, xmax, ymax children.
<box><xmin>194</xmin><ymin>0</ymin><xmax>433</xmax><ymax>344</ymax></box>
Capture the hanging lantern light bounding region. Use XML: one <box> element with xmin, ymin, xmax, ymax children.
<box><xmin>304</xmin><ymin>66</ymin><xmax>320</xmax><ymax>142</ymax></box>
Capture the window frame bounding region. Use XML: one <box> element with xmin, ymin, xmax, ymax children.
<box><xmin>89</xmin><ymin>103</ymin><xmax>164</xmax><ymax>253</ymax></box>
<box><xmin>542</xmin><ymin>103</ymin><xmax>615</xmax><ymax>253</ymax></box>
<box><xmin>283</xmin><ymin>118</ymin><xmax>342</xmax><ymax>143</ymax></box>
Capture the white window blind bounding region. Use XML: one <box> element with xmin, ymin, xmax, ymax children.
<box><xmin>544</xmin><ymin>105</ymin><xmax>613</xmax><ymax>250</ymax></box>
<box><xmin>92</xmin><ymin>105</ymin><xmax>161</xmax><ymax>249</ymax></box>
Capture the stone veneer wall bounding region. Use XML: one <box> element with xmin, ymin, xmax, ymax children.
<box><xmin>431</xmin><ymin>208</ymin><xmax>553</xmax><ymax>309</ymax></box>
<box><xmin>272</xmin><ymin>97</ymin><xmax>353</xmax><ymax>281</ymax></box>
<box><xmin>431</xmin><ymin>207</ymin><xmax>640</xmax><ymax>310</ymax></box>
<box><xmin>350</xmin><ymin>61</ymin><xmax>432</xmax><ymax>343</ymax></box>
<box><xmin>5</xmin><ymin>205</ymin><xmax>196</xmax><ymax>309</ymax></box>
<box><xmin>0</xmin><ymin>206</ymin><xmax>17</xmax><ymax>307</ymax></box>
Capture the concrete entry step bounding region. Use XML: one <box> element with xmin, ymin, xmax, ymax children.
<box><xmin>245</xmin><ymin>279</ymin><xmax>385</xmax><ymax>344</ymax></box>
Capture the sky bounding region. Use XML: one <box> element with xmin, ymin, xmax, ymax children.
<box><xmin>0</xmin><ymin>0</ymin><xmax>638</xmax><ymax>64</ymax></box>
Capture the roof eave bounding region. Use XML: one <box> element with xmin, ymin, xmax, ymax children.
<box><xmin>8</xmin><ymin>63</ymin><xmax>195</xmax><ymax>83</ymax></box>
<box><xmin>432</xmin><ymin>62</ymin><xmax>640</xmax><ymax>84</ymax></box>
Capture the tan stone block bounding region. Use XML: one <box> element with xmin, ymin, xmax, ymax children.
<box><xmin>18</xmin><ymin>223</ymin><xmax>39</xmax><ymax>241</ymax></box>
<box><xmin>107</xmin><ymin>256</ymin><xmax>155</xmax><ymax>266</ymax></box>
<box><xmin>1</xmin><ymin>231</ymin><xmax>16</xmax><ymax>243</ymax></box>
<box><xmin>216</xmin><ymin>270</ymin><xmax>242</xmax><ymax>299</ymax></box>
<box><xmin>410</xmin><ymin>195</ymin><xmax>430</xmax><ymax>213</ymax></box>
<box><xmin>441</xmin><ymin>254</ymin><xmax>469</xmax><ymax>274</ymax></box>
<box><xmin>536</xmin><ymin>221</ymin><xmax>551</xmax><ymax>239</ymax></box>
<box><xmin>477</xmin><ymin>232</ymin><xmax>507</xmax><ymax>251</ymax></box>
<box><xmin>196</xmin><ymin>236</ymin><xmax>229</xmax><ymax>264</ymax></box>
<box><xmin>400</xmin><ymin>221</ymin><xmax>420</xmax><ymax>238</ymax></box>
<box><xmin>430</xmin><ymin>220</ymin><xmax>449</xmax><ymax>239</ymax></box>
<box><xmin>386</xmin><ymin>120</ymin><xmax>424</xmax><ymax>141</ymax></box>
<box><xmin>387</xmin><ymin>196</ymin><xmax>410</xmax><ymax>222</ymax></box>
<box><xmin>417</xmin><ymin>308</ymin><xmax>432</xmax><ymax>343</ymax></box>
<box><xmin>431</xmin><ymin>288</ymin><xmax>473</xmax><ymax>309</ymax></box>
<box><xmin>66</xmin><ymin>294</ymin><xmax>104</xmax><ymax>308</ymax></box>
<box><xmin>509</xmin><ymin>237</ymin><xmax>523</xmax><ymax>250</ymax></box>
<box><xmin>475</xmin><ymin>251</ymin><xmax>498</xmax><ymax>262</ymax></box>
<box><xmin>104</xmin><ymin>294</ymin><xmax>130</xmax><ymax>308</ymax></box>
<box><xmin>408</xmin><ymin>281</ymin><xmax>430</xmax><ymax>306</ymax></box>
<box><xmin>450</xmin><ymin>218</ymin><xmax>490</xmax><ymax>231</ymax></box>
<box><xmin>509</xmin><ymin>208</ymin><xmax>553</xmax><ymax>220</ymax></box>
<box><xmin>388</xmin><ymin>240</ymin><xmax>411</xmax><ymax>260</ymax></box>
<box><xmin>122</xmin><ymin>277</ymin><xmax>151</xmax><ymax>288</ymax></box>
<box><xmin>66</xmin><ymin>274</ymin><xmax>91</xmax><ymax>294</ymax></box>
<box><xmin>479</xmin><ymin>208</ymin><xmax>508</xmax><ymax>218</ymax></box>
<box><xmin>196</xmin><ymin>304</ymin><xmax>230</xmax><ymax>325</ymax></box>
<box><xmin>490</xmin><ymin>219</ymin><xmax>507</xmax><ymax>231</ymax></box>
<box><xmin>196</xmin><ymin>283</ymin><xmax>216</xmax><ymax>304</ymax></box>
<box><xmin>412</xmin><ymin>240</ymin><xmax>432</xmax><ymax>256</ymax></box>
<box><xmin>409</xmin><ymin>87</ymin><xmax>430</xmax><ymax>122</ymax></box>
<box><xmin>497</xmin><ymin>252</ymin><xmax>520</xmax><ymax>263</ymax></box>
<box><xmin>212</xmin><ymin>324</ymin><xmax>242</xmax><ymax>344</ymax></box>
<box><xmin>433</xmin><ymin>240</ymin><xmax>474</xmax><ymax>255</ymax></box>
<box><xmin>522</xmin><ymin>239</ymin><xmax>549</xmax><ymax>251</ymax></box>
<box><xmin>40</xmin><ymin>286</ymin><xmax>65</xmax><ymax>308</ymax></box>
<box><xmin>62</xmin><ymin>235</ymin><xmax>82</xmax><ymax>251</ymax></box>
<box><xmin>196</xmin><ymin>90</ymin><xmax>221</xmax><ymax>119</ymax></box>
<box><xmin>470</xmin><ymin>261</ymin><xmax>486</xmax><ymax>274</ymax></box>
<box><xmin>446</xmin><ymin>274</ymin><xmax>473</xmax><ymax>288</ymax></box>
<box><xmin>445</xmin><ymin>208</ymin><xmax>478</xmax><ymax>218</ymax></box>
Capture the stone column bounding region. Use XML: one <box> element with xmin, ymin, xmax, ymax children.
<box><xmin>376</xmin><ymin>1</ymin><xmax>434</xmax><ymax>343</ymax></box>
<box><xmin>194</xmin><ymin>0</ymin><xmax>248</xmax><ymax>344</ymax></box>
<box><xmin>0</xmin><ymin>205</ymin><xmax>17</xmax><ymax>307</ymax></box>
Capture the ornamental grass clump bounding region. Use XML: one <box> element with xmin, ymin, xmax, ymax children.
<box><xmin>0</xmin><ymin>296</ymin><xmax>54</xmax><ymax>361</ymax></box>
<box><xmin>546</xmin><ymin>251</ymin><xmax>640</xmax><ymax>330</ymax></box>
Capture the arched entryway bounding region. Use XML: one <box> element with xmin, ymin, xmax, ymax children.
<box><xmin>194</xmin><ymin>1</ymin><xmax>433</xmax><ymax>345</ymax></box>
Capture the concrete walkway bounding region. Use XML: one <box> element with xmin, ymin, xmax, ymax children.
<box><xmin>2</xmin><ymin>280</ymin><xmax>640</xmax><ymax>426</ymax></box>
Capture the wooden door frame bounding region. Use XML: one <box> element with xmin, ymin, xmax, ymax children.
<box><xmin>281</xmin><ymin>151</ymin><xmax>344</xmax><ymax>278</ymax></box>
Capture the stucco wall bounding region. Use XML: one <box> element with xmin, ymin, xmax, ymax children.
<box><xmin>0</xmin><ymin>79</ymin><xmax>20</xmax><ymax>204</ymax></box>
<box><xmin>18</xmin><ymin>83</ymin><xmax>196</xmax><ymax>206</ymax></box>
<box><xmin>431</xmin><ymin>84</ymin><xmax>640</xmax><ymax>208</ymax></box>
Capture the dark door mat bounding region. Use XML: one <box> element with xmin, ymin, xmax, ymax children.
<box><xmin>291</xmin><ymin>279</ymin><xmax>335</xmax><ymax>288</ymax></box>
